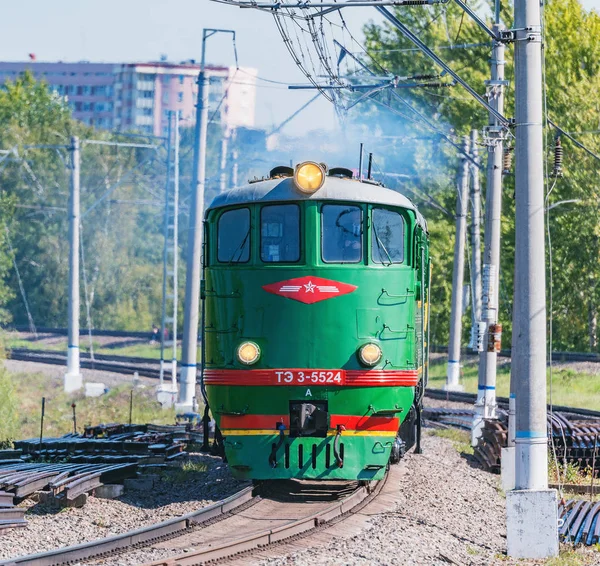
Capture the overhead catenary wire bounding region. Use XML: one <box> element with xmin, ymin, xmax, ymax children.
<box><xmin>548</xmin><ymin>119</ymin><xmax>600</xmax><ymax>164</ymax></box>
<box><xmin>79</xmin><ymin>223</ymin><xmax>96</xmax><ymax>362</ymax></box>
<box><xmin>4</xmin><ymin>224</ymin><xmax>37</xmax><ymax>337</ymax></box>
<box><xmin>540</xmin><ymin>0</ymin><xmax>566</xmax><ymax>502</ymax></box>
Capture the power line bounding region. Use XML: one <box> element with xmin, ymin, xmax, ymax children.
<box><xmin>548</xmin><ymin>118</ymin><xmax>600</xmax><ymax>164</ymax></box>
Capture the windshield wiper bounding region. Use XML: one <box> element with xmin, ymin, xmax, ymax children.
<box><xmin>228</xmin><ymin>228</ymin><xmax>251</xmax><ymax>264</ymax></box>
<box><xmin>373</xmin><ymin>225</ymin><xmax>393</xmax><ymax>266</ymax></box>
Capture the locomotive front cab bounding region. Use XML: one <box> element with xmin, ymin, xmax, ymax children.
<box><xmin>203</xmin><ymin>163</ymin><xmax>430</xmax><ymax>480</ymax></box>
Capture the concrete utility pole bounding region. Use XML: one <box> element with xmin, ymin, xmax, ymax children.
<box><xmin>65</xmin><ymin>136</ymin><xmax>82</xmax><ymax>393</ymax></box>
<box><xmin>180</xmin><ymin>28</ymin><xmax>235</xmax><ymax>410</ymax></box>
<box><xmin>506</xmin><ymin>0</ymin><xmax>558</xmax><ymax>558</ymax></box>
<box><xmin>445</xmin><ymin>137</ymin><xmax>470</xmax><ymax>391</ymax></box>
<box><xmin>469</xmin><ymin>129</ymin><xmax>483</xmax><ymax>352</ymax></box>
<box><xmin>158</xmin><ymin>111</ymin><xmax>180</xmax><ymax>407</ymax></box>
<box><xmin>472</xmin><ymin>27</ymin><xmax>506</xmax><ymax>447</ymax></box>
<box><xmin>179</xmin><ymin>34</ymin><xmax>210</xmax><ymax>410</ymax></box>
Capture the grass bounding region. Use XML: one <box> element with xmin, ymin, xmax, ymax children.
<box><xmin>1</xmin><ymin>368</ymin><xmax>176</xmax><ymax>443</ymax></box>
<box><xmin>162</xmin><ymin>460</ymin><xmax>209</xmax><ymax>483</ymax></box>
<box><xmin>548</xmin><ymin>452</ymin><xmax>597</xmax><ymax>487</ymax></box>
<box><xmin>4</xmin><ymin>337</ymin><xmax>63</xmax><ymax>352</ymax></box>
<box><xmin>428</xmin><ymin>358</ymin><xmax>600</xmax><ymax>411</ymax></box>
<box><xmin>546</xmin><ymin>548</ymin><xmax>600</xmax><ymax>566</ymax></box>
<box><xmin>429</xmin><ymin>427</ymin><xmax>474</xmax><ymax>455</ymax></box>
<box><xmin>91</xmin><ymin>342</ymin><xmax>164</xmax><ymax>359</ymax></box>
<box><xmin>2</xmin><ymin>332</ymin><xmax>165</xmax><ymax>359</ymax></box>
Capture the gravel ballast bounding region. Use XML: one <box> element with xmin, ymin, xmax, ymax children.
<box><xmin>0</xmin><ymin>455</ymin><xmax>248</xmax><ymax>562</ymax></box>
<box><xmin>260</xmin><ymin>432</ymin><xmax>508</xmax><ymax>566</ymax></box>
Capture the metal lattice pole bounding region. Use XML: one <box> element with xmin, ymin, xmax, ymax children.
<box><xmin>469</xmin><ymin>129</ymin><xmax>482</xmax><ymax>350</ymax></box>
<box><xmin>472</xmin><ymin>27</ymin><xmax>506</xmax><ymax>445</ymax></box>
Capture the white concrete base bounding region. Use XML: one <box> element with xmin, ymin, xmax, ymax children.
<box><xmin>501</xmin><ymin>446</ymin><xmax>516</xmax><ymax>492</ymax></box>
<box><xmin>156</xmin><ymin>384</ymin><xmax>177</xmax><ymax>409</ymax></box>
<box><xmin>506</xmin><ymin>489</ymin><xmax>559</xmax><ymax>559</ymax></box>
<box><xmin>471</xmin><ymin>414</ymin><xmax>484</xmax><ymax>447</ymax></box>
<box><xmin>85</xmin><ymin>382</ymin><xmax>107</xmax><ymax>397</ymax></box>
<box><xmin>443</xmin><ymin>382</ymin><xmax>465</xmax><ymax>392</ymax></box>
<box><xmin>444</xmin><ymin>361</ymin><xmax>463</xmax><ymax>391</ymax></box>
<box><xmin>179</xmin><ymin>366</ymin><xmax>197</xmax><ymax>409</ymax></box>
<box><xmin>64</xmin><ymin>372</ymin><xmax>83</xmax><ymax>393</ymax></box>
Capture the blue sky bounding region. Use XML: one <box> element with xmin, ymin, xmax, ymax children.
<box><xmin>1</xmin><ymin>0</ymin><xmax>598</xmax><ymax>135</ymax></box>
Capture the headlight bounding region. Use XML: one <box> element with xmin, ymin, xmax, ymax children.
<box><xmin>358</xmin><ymin>343</ymin><xmax>382</xmax><ymax>366</ymax></box>
<box><xmin>294</xmin><ymin>161</ymin><xmax>325</xmax><ymax>193</ymax></box>
<box><xmin>237</xmin><ymin>341</ymin><xmax>260</xmax><ymax>365</ymax></box>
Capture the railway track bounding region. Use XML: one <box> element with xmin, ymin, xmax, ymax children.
<box><xmin>2</xmin><ymin>475</ymin><xmax>388</xmax><ymax>566</ymax></box>
<box><xmin>7</xmin><ymin>348</ymin><xmax>162</xmax><ymax>380</ymax></box>
<box><xmin>10</xmin><ymin>348</ymin><xmax>600</xmax><ymax>420</ymax></box>
<box><xmin>0</xmin><ymin>485</ymin><xmax>256</xmax><ymax>566</ymax></box>
<box><xmin>424</xmin><ymin>388</ymin><xmax>600</xmax><ymax>419</ymax></box>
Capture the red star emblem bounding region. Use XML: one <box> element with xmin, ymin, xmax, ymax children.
<box><xmin>262</xmin><ymin>276</ymin><xmax>358</xmax><ymax>304</ymax></box>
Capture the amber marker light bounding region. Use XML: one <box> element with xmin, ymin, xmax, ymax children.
<box><xmin>293</xmin><ymin>161</ymin><xmax>325</xmax><ymax>193</ymax></box>
<box><xmin>237</xmin><ymin>341</ymin><xmax>261</xmax><ymax>365</ymax></box>
<box><xmin>358</xmin><ymin>343</ymin><xmax>383</xmax><ymax>366</ymax></box>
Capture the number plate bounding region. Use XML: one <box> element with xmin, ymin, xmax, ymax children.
<box><xmin>272</xmin><ymin>370</ymin><xmax>346</xmax><ymax>386</ymax></box>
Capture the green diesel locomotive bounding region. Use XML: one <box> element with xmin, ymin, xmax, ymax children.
<box><xmin>202</xmin><ymin>161</ymin><xmax>430</xmax><ymax>481</ymax></box>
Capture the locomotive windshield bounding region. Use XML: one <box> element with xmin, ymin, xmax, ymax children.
<box><xmin>321</xmin><ymin>204</ymin><xmax>362</xmax><ymax>263</ymax></box>
<box><xmin>217</xmin><ymin>208</ymin><xmax>251</xmax><ymax>263</ymax></box>
<box><xmin>372</xmin><ymin>208</ymin><xmax>404</xmax><ymax>264</ymax></box>
<box><xmin>260</xmin><ymin>204</ymin><xmax>301</xmax><ymax>263</ymax></box>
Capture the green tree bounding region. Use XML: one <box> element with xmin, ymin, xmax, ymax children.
<box><xmin>0</xmin><ymin>72</ymin><xmax>229</xmax><ymax>332</ymax></box>
<box><xmin>363</xmin><ymin>0</ymin><xmax>600</xmax><ymax>350</ymax></box>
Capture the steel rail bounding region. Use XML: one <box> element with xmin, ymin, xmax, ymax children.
<box><xmin>8</xmin><ymin>348</ymin><xmax>161</xmax><ymax>367</ymax></box>
<box><xmin>0</xmin><ymin>485</ymin><xmax>257</xmax><ymax>566</ymax></box>
<box><xmin>7</xmin><ymin>349</ymin><xmax>162</xmax><ymax>380</ymax></box>
<box><xmin>425</xmin><ymin>388</ymin><xmax>600</xmax><ymax>419</ymax></box>
<box><xmin>143</xmin><ymin>474</ymin><xmax>388</xmax><ymax>566</ymax></box>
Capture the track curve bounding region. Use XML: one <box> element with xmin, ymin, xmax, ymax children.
<box><xmin>0</xmin><ymin>485</ymin><xmax>256</xmax><ymax>566</ymax></box>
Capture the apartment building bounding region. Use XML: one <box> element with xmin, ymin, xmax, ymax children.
<box><xmin>0</xmin><ymin>60</ymin><xmax>257</xmax><ymax>136</ymax></box>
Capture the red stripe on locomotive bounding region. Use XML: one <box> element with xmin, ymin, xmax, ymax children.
<box><xmin>203</xmin><ymin>369</ymin><xmax>419</xmax><ymax>387</ymax></box>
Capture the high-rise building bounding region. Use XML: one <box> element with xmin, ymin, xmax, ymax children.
<box><xmin>0</xmin><ymin>60</ymin><xmax>257</xmax><ymax>136</ymax></box>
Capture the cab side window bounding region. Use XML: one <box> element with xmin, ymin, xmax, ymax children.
<box><xmin>217</xmin><ymin>208</ymin><xmax>251</xmax><ymax>263</ymax></box>
<box><xmin>321</xmin><ymin>204</ymin><xmax>362</xmax><ymax>263</ymax></box>
<box><xmin>372</xmin><ymin>208</ymin><xmax>404</xmax><ymax>264</ymax></box>
<box><xmin>260</xmin><ymin>204</ymin><xmax>300</xmax><ymax>263</ymax></box>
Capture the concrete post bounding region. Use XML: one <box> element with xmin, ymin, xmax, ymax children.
<box><xmin>445</xmin><ymin>137</ymin><xmax>470</xmax><ymax>391</ymax></box>
<box><xmin>171</xmin><ymin>111</ymin><xmax>180</xmax><ymax>394</ymax></box>
<box><xmin>472</xmin><ymin>28</ymin><xmax>506</xmax><ymax>446</ymax></box>
<box><xmin>65</xmin><ymin>136</ymin><xmax>82</xmax><ymax>393</ymax></box>
<box><xmin>179</xmin><ymin>33</ymin><xmax>210</xmax><ymax>411</ymax></box>
<box><xmin>157</xmin><ymin>111</ymin><xmax>179</xmax><ymax>408</ymax></box>
<box><xmin>506</xmin><ymin>0</ymin><xmax>558</xmax><ymax>558</ymax></box>
<box><xmin>159</xmin><ymin>113</ymin><xmax>173</xmax><ymax>390</ymax></box>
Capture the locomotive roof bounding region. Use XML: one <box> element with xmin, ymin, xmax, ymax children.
<box><xmin>207</xmin><ymin>176</ymin><xmax>428</xmax><ymax>230</ymax></box>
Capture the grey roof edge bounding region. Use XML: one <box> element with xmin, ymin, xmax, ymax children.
<box><xmin>207</xmin><ymin>176</ymin><xmax>428</xmax><ymax>231</ymax></box>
